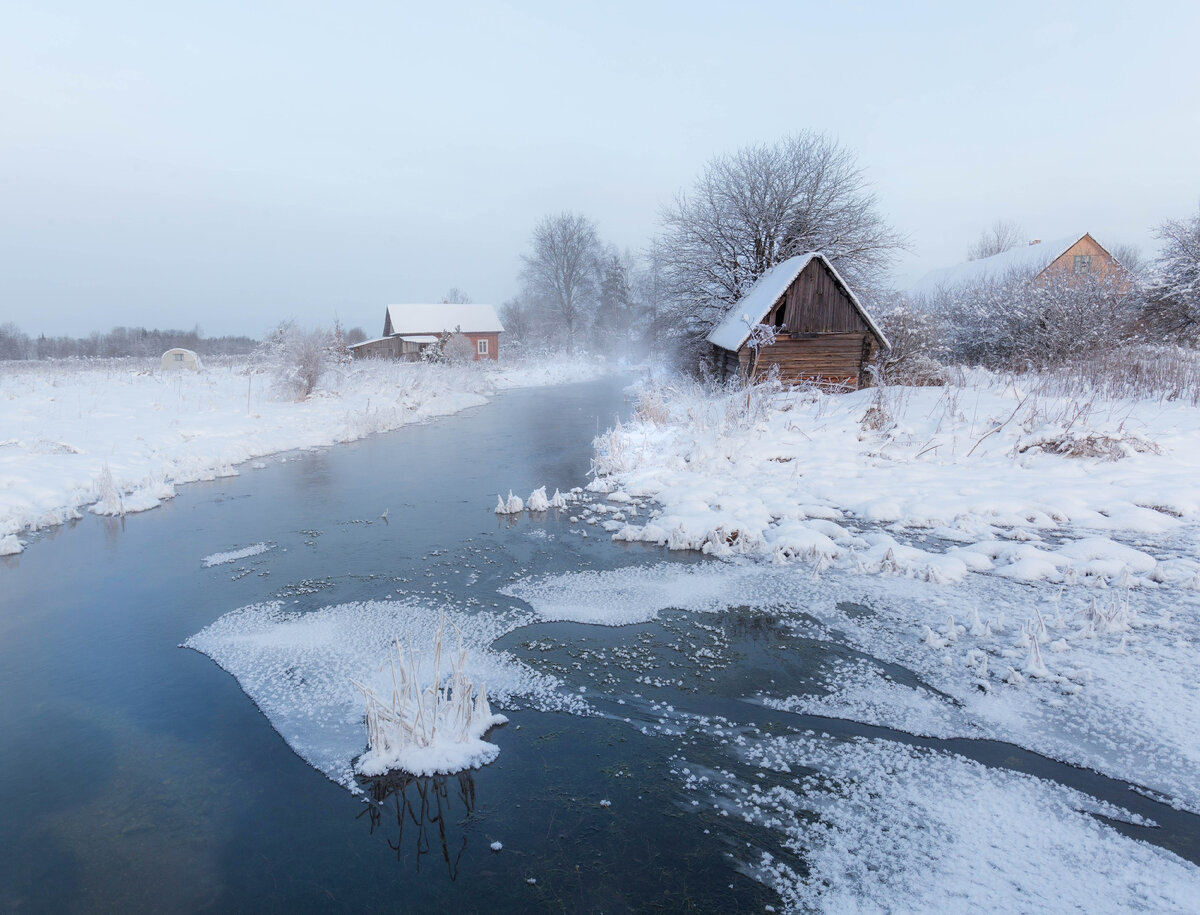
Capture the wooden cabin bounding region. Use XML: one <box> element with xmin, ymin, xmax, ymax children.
<box><xmin>706</xmin><ymin>253</ymin><xmax>890</xmax><ymax>389</ymax></box>
<box><xmin>350</xmin><ymin>303</ymin><xmax>504</xmax><ymax>361</ymax></box>
<box><xmin>909</xmin><ymin>232</ymin><xmax>1128</xmax><ymax>298</ymax></box>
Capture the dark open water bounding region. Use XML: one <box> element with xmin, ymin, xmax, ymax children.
<box><xmin>1</xmin><ymin>377</ymin><xmax>1196</xmax><ymax>912</ymax></box>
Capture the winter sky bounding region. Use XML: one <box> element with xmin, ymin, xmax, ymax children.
<box><xmin>3</xmin><ymin>0</ymin><xmax>1198</xmax><ymax>339</ymax></box>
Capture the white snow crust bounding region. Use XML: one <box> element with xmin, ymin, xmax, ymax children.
<box><xmin>506</xmin><ymin>560</ymin><xmax>1200</xmax><ymax>814</ymax></box>
<box><xmin>727</xmin><ymin>734</ymin><xmax>1199</xmax><ymax>912</ymax></box>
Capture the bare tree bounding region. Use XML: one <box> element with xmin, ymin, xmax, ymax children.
<box><xmin>966</xmin><ymin>219</ymin><xmax>1025</xmax><ymax>261</ymax></box>
<box><xmin>520</xmin><ymin>212</ymin><xmax>602</xmax><ymax>351</ymax></box>
<box><xmin>442</xmin><ymin>288</ymin><xmax>472</xmax><ymax>304</ymax></box>
<box><xmin>659</xmin><ymin>133</ymin><xmax>906</xmax><ymax>335</ymax></box>
<box><xmin>498</xmin><ymin>297</ymin><xmax>536</xmax><ymax>348</ymax></box>
<box><xmin>1146</xmin><ymin>207</ymin><xmax>1200</xmax><ymax>342</ymax></box>
<box><xmin>1109</xmin><ymin>243</ymin><xmax>1147</xmax><ymax>279</ymax></box>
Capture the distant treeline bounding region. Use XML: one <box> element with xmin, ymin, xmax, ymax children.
<box><xmin>0</xmin><ymin>323</ymin><xmax>259</xmax><ymax>360</ymax></box>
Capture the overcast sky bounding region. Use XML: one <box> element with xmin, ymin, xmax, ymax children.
<box><xmin>3</xmin><ymin>0</ymin><xmax>1198</xmax><ymax>339</ymax></box>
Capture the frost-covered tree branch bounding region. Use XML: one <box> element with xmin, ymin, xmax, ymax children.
<box><xmin>658</xmin><ymin>132</ymin><xmax>907</xmax><ymax>342</ymax></box>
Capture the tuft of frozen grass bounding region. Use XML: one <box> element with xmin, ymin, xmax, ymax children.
<box><xmin>526</xmin><ymin>486</ymin><xmax>550</xmax><ymax>512</ymax></box>
<box><xmin>495</xmin><ymin>491</ymin><xmax>524</xmax><ymax>514</ymax></box>
<box><xmin>352</xmin><ymin>615</ymin><xmax>508</xmax><ymax>778</ymax></box>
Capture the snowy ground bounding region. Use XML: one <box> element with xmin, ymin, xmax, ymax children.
<box><xmin>0</xmin><ymin>355</ymin><xmax>614</xmax><ymax>553</ymax></box>
<box><xmin>593</xmin><ymin>372</ymin><xmax>1200</xmax><ymax>577</ymax></box>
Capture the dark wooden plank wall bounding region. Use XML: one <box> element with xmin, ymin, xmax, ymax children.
<box><xmin>782</xmin><ymin>259</ymin><xmax>870</xmax><ymax>335</ymax></box>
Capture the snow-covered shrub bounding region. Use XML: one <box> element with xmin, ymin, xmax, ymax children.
<box><xmin>255</xmin><ymin>321</ymin><xmax>332</xmax><ymax>400</ymax></box>
<box><xmin>442</xmin><ymin>332</ymin><xmax>476</xmax><ymax>366</ymax></box>
<box><xmin>527</xmin><ymin>486</ymin><xmax>550</xmax><ymax>511</ymax></box>
<box><xmin>877</xmin><ymin>305</ymin><xmax>949</xmax><ymax>385</ymax></box>
<box><xmin>920</xmin><ymin>269</ymin><xmax>1139</xmax><ymax>370</ymax></box>
<box><xmin>494</xmin><ymin>491</ymin><xmax>524</xmax><ymax>514</ymax></box>
<box><xmin>860</xmin><ymin>384</ymin><xmax>895</xmax><ymax>432</ymax></box>
<box><xmin>328</xmin><ymin>321</ymin><xmax>353</xmax><ymax>367</ymax></box>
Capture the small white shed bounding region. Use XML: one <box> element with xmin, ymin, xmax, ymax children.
<box><xmin>161</xmin><ymin>348</ymin><xmax>201</xmax><ymax>371</ymax></box>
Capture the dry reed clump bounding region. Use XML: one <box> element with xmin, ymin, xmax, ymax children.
<box><xmin>633</xmin><ymin>384</ymin><xmax>671</xmax><ymax>424</ymax></box>
<box><xmin>351</xmin><ymin>616</ymin><xmax>503</xmax><ymax>778</ymax></box>
<box><xmin>1032</xmin><ymin>344</ymin><xmax>1200</xmax><ymax>406</ymax></box>
<box><xmin>886</xmin><ymin>354</ymin><xmax>950</xmax><ymax>387</ymax></box>
<box><xmin>1017</xmin><ymin>431</ymin><xmax>1161</xmax><ymax>461</ymax></box>
<box><xmin>860</xmin><ymin>385</ymin><xmax>896</xmax><ymax>432</ymax></box>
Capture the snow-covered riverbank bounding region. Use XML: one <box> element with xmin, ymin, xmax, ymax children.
<box><xmin>594</xmin><ymin>372</ymin><xmax>1200</xmax><ymax>583</ymax></box>
<box><xmin>0</xmin><ymin>356</ymin><xmax>614</xmax><ymax>553</ymax></box>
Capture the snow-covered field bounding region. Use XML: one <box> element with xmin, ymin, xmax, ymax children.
<box><xmin>0</xmin><ymin>355</ymin><xmax>613</xmax><ymax>553</ymax></box>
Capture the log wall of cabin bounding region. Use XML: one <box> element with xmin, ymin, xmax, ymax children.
<box><xmin>738</xmin><ymin>334</ymin><xmax>869</xmax><ymax>387</ymax></box>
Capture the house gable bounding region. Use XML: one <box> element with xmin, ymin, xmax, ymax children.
<box><xmin>706</xmin><ymin>253</ymin><xmax>888</xmax><ymax>353</ymax></box>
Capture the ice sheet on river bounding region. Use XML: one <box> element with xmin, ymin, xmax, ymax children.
<box><xmin>184</xmin><ymin>600</ymin><xmax>586</xmax><ymax>790</ymax></box>
<box><xmin>502</xmin><ymin>560</ymin><xmax>1200</xmax><ymax>814</ymax></box>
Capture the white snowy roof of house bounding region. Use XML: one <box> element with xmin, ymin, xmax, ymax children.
<box><xmin>706</xmin><ymin>253</ymin><xmax>889</xmax><ymax>352</ymax></box>
<box><xmin>908</xmin><ymin>233</ymin><xmax>1088</xmax><ymax>297</ymax></box>
<box><xmin>399</xmin><ymin>335</ymin><xmax>439</xmax><ymax>344</ymax></box>
<box><xmin>385</xmin><ymin>303</ymin><xmax>504</xmax><ymax>335</ymax></box>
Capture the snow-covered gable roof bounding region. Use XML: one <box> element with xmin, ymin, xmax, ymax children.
<box><xmin>385</xmin><ymin>303</ymin><xmax>504</xmax><ymax>336</ymax></box>
<box><xmin>908</xmin><ymin>233</ymin><xmax>1088</xmax><ymax>298</ymax></box>
<box><xmin>706</xmin><ymin>253</ymin><xmax>889</xmax><ymax>352</ymax></box>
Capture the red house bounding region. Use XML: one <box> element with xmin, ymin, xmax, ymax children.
<box><xmin>349</xmin><ymin>304</ymin><xmax>504</xmax><ymax>361</ymax></box>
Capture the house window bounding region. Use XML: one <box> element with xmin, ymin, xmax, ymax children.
<box><xmin>174</xmin><ymin>353</ymin><xmax>184</xmax><ymax>362</ymax></box>
<box><xmin>1073</xmin><ymin>254</ymin><xmax>1092</xmax><ymax>273</ymax></box>
<box><xmin>477</xmin><ymin>339</ymin><xmax>489</xmax><ymax>355</ymax></box>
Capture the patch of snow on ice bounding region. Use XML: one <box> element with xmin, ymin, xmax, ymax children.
<box><xmin>183</xmin><ymin>600</ymin><xmax>585</xmax><ymax>790</ymax></box>
<box><xmin>201</xmin><ymin>542</ymin><xmax>273</xmax><ymax>567</ymax></box>
<box><xmin>729</xmin><ymin>734</ymin><xmax>1198</xmax><ymax>912</ymax></box>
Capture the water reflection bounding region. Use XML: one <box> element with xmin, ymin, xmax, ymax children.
<box><xmin>358</xmin><ymin>771</ymin><xmax>478</xmax><ymax>879</ymax></box>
